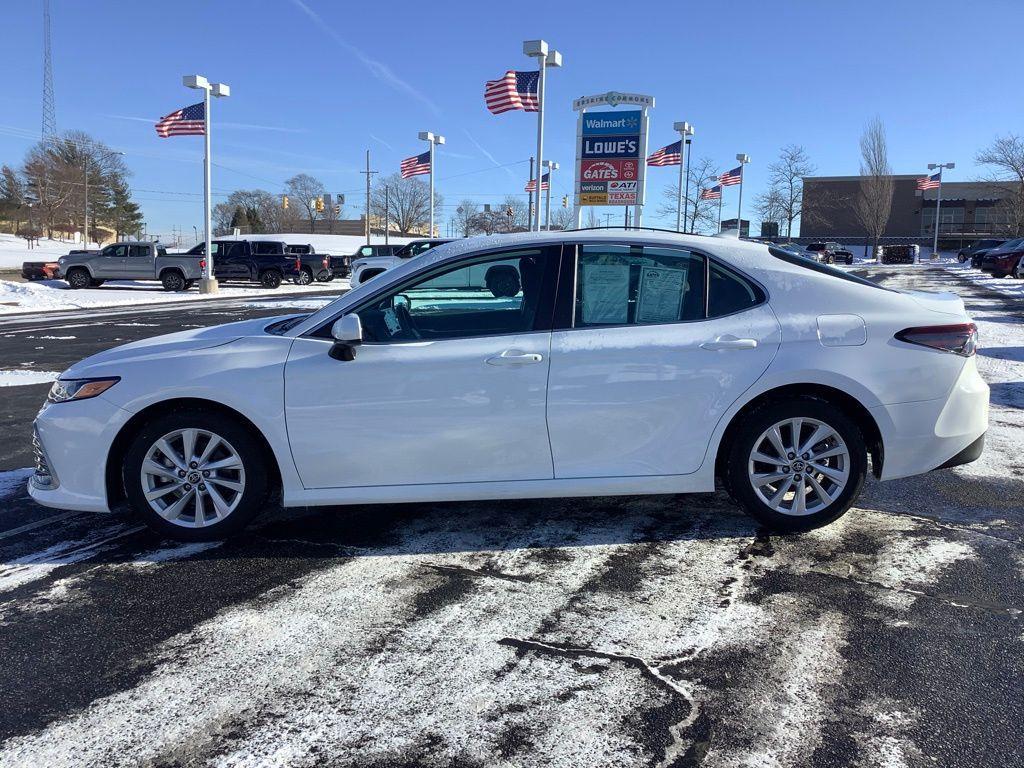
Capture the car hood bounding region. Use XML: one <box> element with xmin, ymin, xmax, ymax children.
<box><xmin>60</xmin><ymin>316</ymin><xmax>283</xmax><ymax>379</ymax></box>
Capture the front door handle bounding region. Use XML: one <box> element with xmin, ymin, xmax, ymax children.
<box><xmin>486</xmin><ymin>350</ymin><xmax>544</xmax><ymax>366</ymax></box>
<box><xmin>700</xmin><ymin>335</ymin><xmax>758</xmax><ymax>351</ymax></box>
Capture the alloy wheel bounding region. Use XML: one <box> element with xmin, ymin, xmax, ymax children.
<box><xmin>747</xmin><ymin>417</ymin><xmax>850</xmax><ymax>516</ymax></box>
<box><xmin>140</xmin><ymin>428</ymin><xmax>246</xmax><ymax>528</ymax></box>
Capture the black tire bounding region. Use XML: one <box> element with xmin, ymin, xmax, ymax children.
<box><xmin>161</xmin><ymin>270</ymin><xmax>186</xmax><ymax>292</ymax></box>
<box><xmin>958</xmin><ymin>253</ymin><xmax>968</xmax><ymax>263</ymax></box>
<box><xmin>294</xmin><ymin>268</ymin><xmax>314</xmax><ymax>286</ymax></box>
<box><xmin>184</xmin><ymin>280</ymin><xmax>196</xmax><ymax>290</ymax></box>
<box><xmin>66</xmin><ymin>267</ymin><xmax>90</xmax><ymax>289</ymax></box>
<box><xmin>315</xmin><ymin>270</ymin><xmax>333</xmax><ymax>283</ymax></box>
<box><xmin>259</xmin><ymin>270</ymin><xmax>282</xmax><ymax>289</ymax></box>
<box><xmin>89</xmin><ymin>279</ymin><xmax>105</xmax><ymax>287</ymax></box>
<box><xmin>725</xmin><ymin>398</ymin><xmax>867</xmax><ymax>532</ymax></box>
<box><xmin>122</xmin><ymin>409</ymin><xmax>270</xmax><ymax>541</ymax></box>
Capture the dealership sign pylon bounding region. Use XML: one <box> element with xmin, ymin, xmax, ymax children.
<box><xmin>573</xmin><ymin>91</ymin><xmax>654</xmax><ymax>228</ymax></box>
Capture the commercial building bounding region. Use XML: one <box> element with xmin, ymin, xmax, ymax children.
<box><xmin>800</xmin><ymin>175</ymin><xmax>1015</xmax><ymax>248</ymax></box>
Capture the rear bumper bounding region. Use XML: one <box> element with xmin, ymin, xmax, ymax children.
<box><xmin>934</xmin><ymin>432</ymin><xmax>985</xmax><ymax>471</ymax></box>
<box><xmin>871</xmin><ymin>357</ymin><xmax>989</xmax><ymax>481</ymax></box>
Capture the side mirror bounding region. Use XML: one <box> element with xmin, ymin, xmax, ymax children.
<box><xmin>329</xmin><ymin>314</ymin><xmax>362</xmax><ymax>361</ymax></box>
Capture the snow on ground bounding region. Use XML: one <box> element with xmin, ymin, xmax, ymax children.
<box><xmin>943</xmin><ymin>261</ymin><xmax>1024</xmax><ymax>299</ymax></box>
<box><xmin>0</xmin><ymin>277</ymin><xmax>348</xmax><ymax>316</ymax></box>
<box><xmin>0</xmin><ymin>233</ymin><xmax>80</xmax><ymax>269</ymax></box>
<box><xmin>0</xmin><ymin>370</ymin><xmax>60</xmax><ymax>387</ymax></box>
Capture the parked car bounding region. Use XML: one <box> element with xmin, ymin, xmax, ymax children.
<box><xmin>350</xmin><ymin>239</ymin><xmax>453</xmax><ymax>287</ymax></box>
<box><xmin>21</xmin><ymin>260</ymin><xmax>62</xmax><ymax>280</ymax></box>
<box><xmin>978</xmin><ymin>238</ymin><xmax>1024</xmax><ymax>278</ymax></box>
<box><xmin>30</xmin><ymin>230</ymin><xmax>988</xmax><ymax>541</ymax></box>
<box><xmin>804</xmin><ymin>242</ymin><xmax>837</xmax><ymax>264</ymax></box>
<box><xmin>285</xmin><ymin>244</ymin><xmax>334</xmax><ymax>284</ymax></box>
<box><xmin>58</xmin><ymin>241</ymin><xmax>204</xmax><ymax>291</ymax></box>
<box><xmin>959</xmin><ymin>239</ymin><xmax>1005</xmax><ymax>264</ymax></box>
<box><xmin>831</xmin><ymin>244</ymin><xmax>855</xmax><ymax>265</ymax></box>
<box><xmin>332</xmin><ymin>244</ymin><xmax>400</xmax><ymax>280</ymax></box>
<box><xmin>185</xmin><ymin>240</ymin><xmax>299</xmax><ymax>288</ymax></box>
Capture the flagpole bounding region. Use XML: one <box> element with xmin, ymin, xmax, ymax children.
<box><xmin>525</xmin><ymin>41</ymin><xmax>561</xmax><ymax>232</ymax></box>
<box><xmin>676</xmin><ymin>140</ymin><xmax>685</xmax><ymax>232</ymax></box>
<box><xmin>718</xmin><ymin>192</ymin><xmax>723</xmax><ymax>233</ymax></box>
<box><xmin>734</xmin><ymin>153</ymin><xmax>750</xmax><ymax>238</ymax></box>
<box><xmin>683</xmin><ymin>136</ymin><xmax>692</xmax><ymax>233</ymax></box>
<box><xmin>927</xmin><ymin>162</ymin><xmax>955</xmax><ymax>259</ymax></box>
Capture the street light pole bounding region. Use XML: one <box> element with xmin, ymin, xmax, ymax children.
<box><xmin>418</xmin><ymin>131</ymin><xmax>445</xmax><ymax>236</ymax></box>
<box><xmin>672</xmin><ymin>122</ymin><xmax>694</xmax><ymax>232</ymax></box>
<box><xmin>524</xmin><ymin>40</ymin><xmax>562</xmax><ymax>232</ymax></box>
<box><xmin>184</xmin><ymin>75</ymin><xmax>229</xmax><ymax>293</ymax></box>
<box><xmin>927</xmin><ymin>162</ymin><xmax>955</xmax><ymax>259</ymax></box>
<box><xmin>543</xmin><ymin>160</ymin><xmax>558</xmax><ymax>230</ymax></box>
<box><xmin>735</xmin><ymin>153</ymin><xmax>750</xmax><ymax>237</ymax></box>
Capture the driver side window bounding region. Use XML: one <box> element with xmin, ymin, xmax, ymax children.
<box><xmin>356</xmin><ymin>248</ymin><xmax>556</xmax><ymax>342</ymax></box>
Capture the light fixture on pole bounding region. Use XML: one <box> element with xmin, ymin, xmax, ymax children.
<box><xmin>524</xmin><ymin>40</ymin><xmax>562</xmax><ymax>232</ymax></box>
<box><xmin>543</xmin><ymin>160</ymin><xmax>559</xmax><ymax>230</ymax></box>
<box><xmin>735</xmin><ymin>153</ymin><xmax>750</xmax><ymax>237</ymax></box>
<box><xmin>418</xmin><ymin>131</ymin><xmax>445</xmax><ymax>236</ymax></box>
<box><xmin>927</xmin><ymin>162</ymin><xmax>955</xmax><ymax>259</ymax></box>
<box><xmin>184</xmin><ymin>74</ymin><xmax>229</xmax><ymax>294</ymax></box>
<box><xmin>672</xmin><ymin>122</ymin><xmax>694</xmax><ymax>233</ymax></box>
<box><xmin>83</xmin><ymin>149</ymin><xmax>124</xmax><ymax>247</ymax></box>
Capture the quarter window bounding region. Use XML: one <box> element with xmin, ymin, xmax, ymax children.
<box><xmin>355</xmin><ymin>248</ymin><xmax>554</xmax><ymax>342</ymax></box>
<box><xmin>573</xmin><ymin>244</ymin><xmax>705</xmax><ymax>327</ymax></box>
<box><xmin>707</xmin><ymin>262</ymin><xmax>764</xmax><ymax>317</ymax></box>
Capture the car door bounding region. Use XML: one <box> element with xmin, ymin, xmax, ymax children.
<box><xmin>284</xmin><ymin>245</ymin><xmax>560</xmax><ymax>489</ymax></box>
<box><xmin>91</xmin><ymin>244</ymin><xmax>127</xmax><ymax>278</ymax></box>
<box><xmin>123</xmin><ymin>244</ymin><xmax>153</xmax><ymax>279</ymax></box>
<box><xmin>212</xmin><ymin>242</ymin><xmax>238</xmax><ymax>279</ymax></box>
<box><xmin>545</xmin><ymin>242</ymin><xmax>781</xmax><ymax>479</ymax></box>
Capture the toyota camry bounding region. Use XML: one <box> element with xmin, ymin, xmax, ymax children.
<box><xmin>29</xmin><ymin>230</ymin><xmax>989</xmax><ymax>541</ymax></box>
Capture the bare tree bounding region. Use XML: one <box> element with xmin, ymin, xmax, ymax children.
<box><xmin>550</xmin><ymin>205</ymin><xmax>574</xmax><ymax>230</ymax></box>
<box><xmin>0</xmin><ymin>165</ymin><xmax>26</xmax><ymax>234</ymax></box>
<box><xmin>853</xmin><ymin>118</ymin><xmax>894</xmax><ymax>256</ymax></box>
<box><xmin>285</xmin><ymin>173</ymin><xmax>325</xmax><ymax>232</ymax></box>
<box><xmin>370</xmin><ymin>173</ymin><xmax>440</xmax><ymax>235</ymax></box>
<box><xmin>976</xmin><ymin>135</ymin><xmax>1024</xmax><ymax>237</ymax></box>
<box><xmin>657</xmin><ymin>156</ymin><xmax>721</xmax><ymax>233</ymax></box>
<box><xmin>753</xmin><ymin>184</ymin><xmax>787</xmax><ymax>237</ymax></box>
<box><xmin>454</xmin><ymin>199</ymin><xmax>478</xmax><ymax>237</ymax></box>
<box><xmin>767</xmin><ymin>145</ymin><xmax>814</xmax><ymax>237</ymax></box>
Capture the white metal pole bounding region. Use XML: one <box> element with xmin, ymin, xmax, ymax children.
<box><xmin>718</xmin><ymin>193</ymin><xmax>723</xmax><ymax>232</ymax></box>
<box><xmin>83</xmin><ymin>156</ymin><xmax>89</xmax><ymax>247</ymax></box>
<box><xmin>682</xmin><ymin>138</ymin><xmax>692</xmax><ymax>233</ymax></box>
<box><xmin>676</xmin><ymin>139</ymin><xmax>685</xmax><ymax>232</ymax></box>
<box><xmin>533</xmin><ymin>62</ymin><xmax>546</xmax><ymax>232</ymax></box>
<box><xmin>544</xmin><ymin>166</ymin><xmax>552</xmax><ymax>230</ymax></box>
<box><xmin>932</xmin><ymin>168</ymin><xmax>943</xmax><ymax>259</ymax></box>
<box><xmin>201</xmin><ymin>86</ymin><xmax>215</xmax><ymax>292</ymax></box>
<box><xmin>428</xmin><ymin>139</ymin><xmax>435</xmax><ymax>237</ymax></box>
<box><xmin>736</xmin><ymin>168</ymin><xmax>744</xmax><ymax>237</ymax></box>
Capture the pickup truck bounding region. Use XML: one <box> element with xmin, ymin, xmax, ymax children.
<box><xmin>58</xmin><ymin>242</ymin><xmax>204</xmax><ymax>291</ymax></box>
<box><xmin>350</xmin><ymin>239</ymin><xmax>453</xmax><ymax>287</ymax></box>
<box><xmin>285</xmin><ymin>244</ymin><xmax>334</xmax><ymax>284</ymax></box>
<box><xmin>184</xmin><ymin>239</ymin><xmax>299</xmax><ymax>288</ymax></box>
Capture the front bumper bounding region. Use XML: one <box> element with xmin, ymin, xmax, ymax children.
<box><xmin>27</xmin><ymin>394</ymin><xmax>132</xmax><ymax>513</ymax></box>
<box><xmin>871</xmin><ymin>357</ymin><xmax>989</xmax><ymax>481</ymax></box>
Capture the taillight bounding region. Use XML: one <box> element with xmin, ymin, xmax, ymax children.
<box><xmin>199</xmin><ymin>258</ymin><xmax>206</xmax><ymax>269</ymax></box>
<box><xmin>323</xmin><ymin>257</ymin><xmax>329</xmax><ymax>269</ymax></box>
<box><xmin>295</xmin><ymin>257</ymin><xmax>301</xmax><ymax>270</ymax></box>
<box><xmin>895</xmin><ymin>323</ymin><xmax>977</xmax><ymax>357</ymax></box>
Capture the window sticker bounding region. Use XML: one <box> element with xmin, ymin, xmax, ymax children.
<box><xmin>581</xmin><ymin>263</ymin><xmax>629</xmax><ymax>324</ymax></box>
<box><xmin>636</xmin><ymin>265</ymin><xmax>687</xmax><ymax>323</ymax></box>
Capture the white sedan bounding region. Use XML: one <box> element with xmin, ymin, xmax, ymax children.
<box><xmin>29</xmin><ymin>230</ymin><xmax>989</xmax><ymax>540</ymax></box>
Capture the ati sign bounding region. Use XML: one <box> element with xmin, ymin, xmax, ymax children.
<box><xmin>581</xmin><ymin>110</ymin><xmax>642</xmax><ymax>136</ymax></box>
<box><xmin>580</xmin><ymin>136</ymin><xmax>641</xmax><ymax>159</ymax></box>
<box><xmin>580</xmin><ymin>159</ymin><xmax>639</xmax><ymax>182</ymax></box>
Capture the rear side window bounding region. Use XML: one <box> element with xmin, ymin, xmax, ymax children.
<box><xmin>574</xmin><ymin>244</ymin><xmax>706</xmax><ymax>327</ymax></box>
<box><xmin>708</xmin><ymin>262</ymin><xmax>765</xmax><ymax>317</ymax></box>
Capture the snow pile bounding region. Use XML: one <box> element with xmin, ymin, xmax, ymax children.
<box><xmin>0</xmin><ymin>370</ymin><xmax>60</xmax><ymax>387</ymax></box>
<box><xmin>0</xmin><ymin>278</ymin><xmax>347</xmax><ymax>316</ymax></box>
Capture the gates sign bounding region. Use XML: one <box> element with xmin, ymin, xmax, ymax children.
<box><xmin>580</xmin><ymin>159</ymin><xmax>639</xmax><ymax>182</ymax></box>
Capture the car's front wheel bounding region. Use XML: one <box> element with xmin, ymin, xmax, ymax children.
<box><xmin>123</xmin><ymin>410</ymin><xmax>269</xmax><ymax>540</ymax></box>
<box><xmin>66</xmin><ymin>267</ymin><xmax>90</xmax><ymax>289</ymax></box>
<box><xmin>726</xmin><ymin>399</ymin><xmax>867</xmax><ymax>531</ymax></box>
<box><xmin>259</xmin><ymin>270</ymin><xmax>282</xmax><ymax>289</ymax></box>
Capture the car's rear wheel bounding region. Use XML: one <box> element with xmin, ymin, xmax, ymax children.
<box><xmin>123</xmin><ymin>410</ymin><xmax>269</xmax><ymax>541</ymax></box>
<box><xmin>259</xmin><ymin>269</ymin><xmax>282</xmax><ymax>289</ymax></box>
<box><xmin>161</xmin><ymin>270</ymin><xmax>186</xmax><ymax>291</ymax></box>
<box><xmin>958</xmin><ymin>253</ymin><xmax>968</xmax><ymax>263</ymax></box>
<box><xmin>315</xmin><ymin>270</ymin><xmax>333</xmax><ymax>282</ymax></box>
<box><xmin>294</xmin><ymin>268</ymin><xmax>313</xmax><ymax>286</ymax></box>
<box><xmin>726</xmin><ymin>399</ymin><xmax>867</xmax><ymax>531</ymax></box>
<box><xmin>66</xmin><ymin>267</ymin><xmax>90</xmax><ymax>289</ymax></box>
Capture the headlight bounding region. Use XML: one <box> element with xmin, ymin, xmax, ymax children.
<box><xmin>47</xmin><ymin>377</ymin><xmax>120</xmax><ymax>404</ymax></box>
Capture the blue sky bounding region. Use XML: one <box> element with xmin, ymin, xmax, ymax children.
<box><xmin>2</xmin><ymin>0</ymin><xmax>1021</xmax><ymax>239</ymax></box>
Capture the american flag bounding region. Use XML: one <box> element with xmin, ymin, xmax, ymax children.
<box><xmin>524</xmin><ymin>172</ymin><xmax>550</xmax><ymax>192</ymax></box>
<box><xmin>484</xmin><ymin>70</ymin><xmax>540</xmax><ymax>114</ymax></box>
<box><xmin>700</xmin><ymin>185</ymin><xmax>723</xmax><ymax>200</ymax></box>
<box><xmin>646</xmin><ymin>140</ymin><xmax>682</xmax><ymax>167</ymax></box>
<box><xmin>917</xmin><ymin>171</ymin><xmax>941</xmax><ymax>190</ymax></box>
<box><xmin>718</xmin><ymin>166</ymin><xmax>743</xmax><ymax>186</ymax></box>
<box><xmin>400</xmin><ymin>151</ymin><xmax>431</xmax><ymax>179</ymax></box>
<box><xmin>155</xmin><ymin>102</ymin><xmax>205</xmax><ymax>138</ymax></box>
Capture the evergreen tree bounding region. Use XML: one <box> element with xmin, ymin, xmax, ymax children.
<box><xmin>104</xmin><ymin>177</ymin><xmax>143</xmax><ymax>239</ymax></box>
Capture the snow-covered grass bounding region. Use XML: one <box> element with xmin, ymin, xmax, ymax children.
<box><xmin>0</xmin><ymin>233</ymin><xmax>80</xmax><ymax>269</ymax></box>
<box><xmin>0</xmin><ymin>277</ymin><xmax>348</xmax><ymax>316</ymax></box>
<box><xmin>0</xmin><ymin>370</ymin><xmax>60</xmax><ymax>387</ymax></box>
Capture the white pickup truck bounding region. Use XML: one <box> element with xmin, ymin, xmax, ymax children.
<box><xmin>350</xmin><ymin>239</ymin><xmax>452</xmax><ymax>287</ymax></box>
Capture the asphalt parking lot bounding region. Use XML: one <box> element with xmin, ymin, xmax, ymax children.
<box><xmin>0</xmin><ymin>266</ymin><xmax>1021</xmax><ymax>767</ymax></box>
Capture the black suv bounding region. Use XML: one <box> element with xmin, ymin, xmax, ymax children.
<box><xmin>958</xmin><ymin>239</ymin><xmax>1006</xmax><ymax>266</ymax></box>
<box><xmin>186</xmin><ymin>240</ymin><xmax>299</xmax><ymax>288</ymax></box>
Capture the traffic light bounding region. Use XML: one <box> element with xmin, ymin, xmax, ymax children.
<box><xmin>562</xmin><ymin>195</ymin><xmax>569</xmax><ymax>208</ymax></box>
<box><xmin>315</xmin><ymin>197</ymin><xmax>324</xmax><ymax>213</ymax></box>
<box><xmin>333</xmin><ymin>204</ymin><xmax>341</xmax><ymax>216</ymax></box>
<box><xmin>282</xmin><ymin>195</ymin><xmax>289</xmax><ymax>210</ymax></box>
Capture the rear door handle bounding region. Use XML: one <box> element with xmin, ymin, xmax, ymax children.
<box><xmin>700</xmin><ymin>336</ymin><xmax>758</xmax><ymax>351</ymax></box>
<box><xmin>486</xmin><ymin>350</ymin><xmax>544</xmax><ymax>366</ymax></box>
